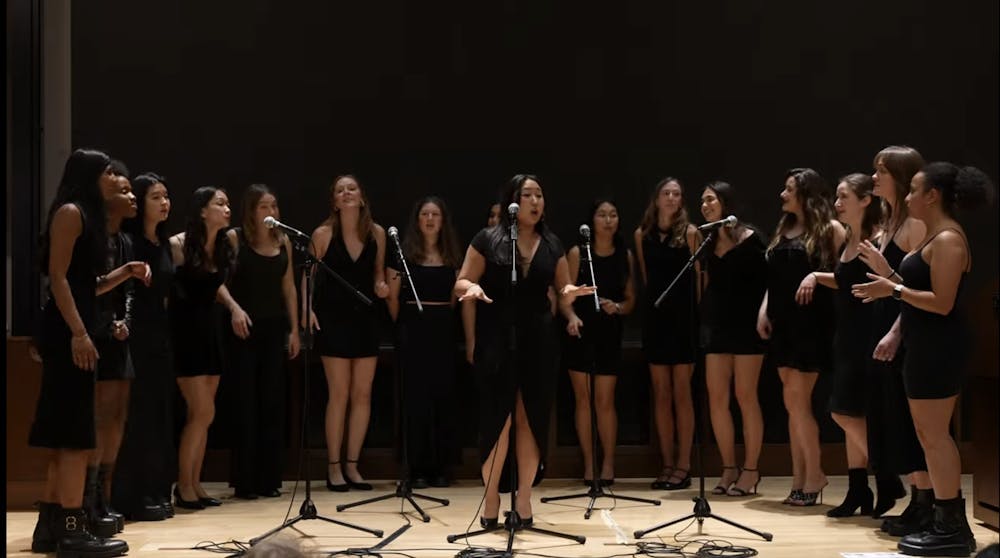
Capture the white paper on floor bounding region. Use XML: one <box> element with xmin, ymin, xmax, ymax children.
<box><xmin>600</xmin><ymin>509</ymin><xmax>629</xmax><ymax>544</ymax></box>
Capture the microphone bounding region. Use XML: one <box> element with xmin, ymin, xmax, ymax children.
<box><xmin>697</xmin><ymin>215</ymin><xmax>737</xmax><ymax>231</ymax></box>
<box><xmin>507</xmin><ymin>202</ymin><xmax>520</xmax><ymax>218</ymax></box>
<box><xmin>579</xmin><ymin>224</ymin><xmax>591</xmax><ymax>241</ymax></box>
<box><xmin>263</xmin><ymin>216</ymin><xmax>309</xmax><ymax>238</ymax></box>
<box><xmin>388</xmin><ymin>226</ymin><xmax>400</xmax><ymax>242</ymax></box>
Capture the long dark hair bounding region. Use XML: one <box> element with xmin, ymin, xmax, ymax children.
<box><xmin>487</xmin><ymin>174</ymin><xmax>558</xmax><ymax>265</ymax></box>
<box><xmin>702</xmin><ymin>180</ymin><xmax>749</xmax><ymax>248</ymax></box>
<box><xmin>241</xmin><ymin>184</ymin><xmax>283</xmax><ymax>244</ymax></box>
<box><xmin>874</xmin><ymin>145</ymin><xmax>924</xmax><ymax>234</ymax></box>
<box><xmin>579</xmin><ymin>197</ymin><xmax>629</xmax><ymax>282</ymax></box>
<box><xmin>402</xmin><ymin>196</ymin><xmax>463</xmax><ymax>268</ymax></box>
<box><xmin>40</xmin><ymin>148</ymin><xmax>111</xmax><ymax>275</ymax></box>
<box><xmin>639</xmin><ymin>176</ymin><xmax>690</xmax><ymax>248</ymax></box>
<box><xmin>123</xmin><ymin>172</ymin><xmax>170</xmax><ymax>245</ymax></box>
<box><xmin>183</xmin><ymin>186</ymin><xmax>234</xmax><ymax>274</ymax></box>
<box><xmin>768</xmin><ymin>168</ymin><xmax>836</xmax><ymax>269</ymax></box>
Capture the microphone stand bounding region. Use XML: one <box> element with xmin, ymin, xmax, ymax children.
<box><xmin>447</xmin><ymin>223</ymin><xmax>586</xmax><ymax>556</ymax></box>
<box><xmin>541</xmin><ymin>235</ymin><xmax>659</xmax><ymax>518</ymax></box>
<box><xmin>336</xmin><ymin>236</ymin><xmax>450</xmax><ymax>522</ymax></box>
<box><xmin>250</xmin><ymin>236</ymin><xmax>382</xmax><ymax>547</ymax></box>
<box><xmin>635</xmin><ymin>230</ymin><xmax>772</xmax><ymax>541</ymax></box>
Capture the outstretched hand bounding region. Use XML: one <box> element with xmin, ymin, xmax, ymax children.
<box><xmin>458</xmin><ymin>284</ymin><xmax>493</xmax><ymax>304</ymax></box>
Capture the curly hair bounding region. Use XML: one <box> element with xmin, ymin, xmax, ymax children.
<box><xmin>768</xmin><ymin>168</ymin><xmax>836</xmax><ymax>269</ymax></box>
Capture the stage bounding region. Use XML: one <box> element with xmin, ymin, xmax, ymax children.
<box><xmin>5</xmin><ymin>475</ymin><xmax>997</xmax><ymax>557</ymax></box>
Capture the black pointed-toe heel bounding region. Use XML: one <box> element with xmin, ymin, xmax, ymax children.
<box><xmin>344</xmin><ymin>459</ymin><xmax>373</xmax><ymax>491</ymax></box>
<box><xmin>664</xmin><ymin>469</ymin><xmax>692</xmax><ymax>491</ymax></box>
<box><xmin>650</xmin><ymin>466</ymin><xmax>674</xmax><ymax>490</ymax></box>
<box><xmin>782</xmin><ymin>488</ymin><xmax>804</xmax><ymax>505</ymax></box>
<box><xmin>326</xmin><ymin>461</ymin><xmax>349</xmax><ymax>492</ymax></box>
<box><xmin>173</xmin><ymin>486</ymin><xmax>205</xmax><ymax>510</ymax></box>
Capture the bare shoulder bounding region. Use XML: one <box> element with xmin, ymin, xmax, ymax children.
<box><xmin>372</xmin><ymin>223</ymin><xmax>386</xmax><ymax>240</ymax></box>
<box><xmin>567</xmin><ymin>245</ymin><xmax>581</xmax><ymax>258</ymax></box>
<box><xmin>633</xmin><ymin>227</ymin><xmax>644</xmax><ymax>241</ymax></box>
<box><xmin>51</xmin><ymin>203</ymin><xmax>83</xmax><ymax>227</ymax></box>
<box><xmin>168</xmin><ymin>233</ymin><xmax>185</xmax><ymax>265</ymax></box>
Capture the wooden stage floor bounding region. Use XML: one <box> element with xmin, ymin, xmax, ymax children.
<box><xmin>6</xmin><ymin>475</ymin><xmax>998</xmax><ymax>557</ymax></box>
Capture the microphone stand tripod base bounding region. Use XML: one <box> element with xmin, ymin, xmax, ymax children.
<box><xmin>633</xmin><ymin>496</ymin><xmax>772</xmax><ymax>541</ymax></box>
<box><xmin>336</xmin><ymin>479</ymin><xmax>449</xmax><ymax>523</ymax></box>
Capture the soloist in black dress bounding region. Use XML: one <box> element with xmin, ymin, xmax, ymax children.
<box><xmin>314</xmin><ymin>234</ymin><xmax>380</xmax><ymax>359</ymax></box>
<box><xmin>470</xmin><ymin>227</ymin><xmax>563</xmax><ymax>490</ymax></box>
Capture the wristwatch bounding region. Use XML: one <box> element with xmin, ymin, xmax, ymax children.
<box><xmin>891</xmin><ymin>283</ymin><xmax>904</xmax><ymax>300</ymax></box>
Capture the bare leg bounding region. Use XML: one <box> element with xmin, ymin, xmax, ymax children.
<box><xmin>778</xmin><ymin>368</ymin><xmax>805</xmax><ymax>492</ymax></box>
<box><xmin>733</xmin><ymin>354</ymin><xmax>764</xmax><ymax>492</ymax></box>
<box><xmin>513</xmin><ymin>393</ymin><xmax>539</xmax><ymax>519</ymax></box>
<box><xmin>784</xmin><ymin>370</ymin><xmax>825</xmax><ymax>492</ymax></box>
<box><xmin>832</xmin><ymin>413</ymin><xmax>868</xmax><ymax>469</ymax></box>
<box><xmin>176</xmin><ymin>376</ymin><xmax>217</xmax><ymax>501</ymax></box>
<box><xmin>668</xmin><ymin>363</ymin><xmax>695</xmax><ymax>481</ymax></box>
<box><xmin>56</xmin><ymin>450</ymin><xmax>91</xmax><ymax>509</ymax></box>
<box><xmin>94</xmin><ymin>380</ymin><xmax>131</xmax><ymax>500</ymax></box>
<box><xmin>322</xmin><ymin>357</ymin><xmax>351</xmax><ymax>484</ymax></box>
<box><xmin>649</xmin><ymin>364</ymin><xmax>675</xmax><ymax>480</ymax></box>
<box><xmin>481</xmin><ymin>416</ymin><xmax>512</xmax><ymax>519</ymax></box>
<box><xmin>344</xmin><ymin>356</ymin><xmax>377</xmax><ymax>482</ymax></box>
<box><xmin>568</xmin><ymin>370</ymin><xmax>594</xmax><ymax>480</ymax></box>
<box><xmin>909</xmin><ymin>397</ymin><xmax>961</xmax><ymax>500</ymax></box>
<box><xmin>593</xmin><ymin>375</ymin><xmax>618</xmax><ymax>480</ymax></box>
<box><xmin>191</xmin><ymin>376</ymin><xmax>220</xmax><ymax>498</ymax></box>
<box><xmin>44</xmin><ymin>453</ymin><xmax>59</xmax><ymax>502</ymax></box>
<box><xmin>706</xmin><ymin>354</ymin><xmax>737</xmax><ymax>472</ymax></box>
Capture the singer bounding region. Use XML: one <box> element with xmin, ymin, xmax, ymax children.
<box><xmin>563</xmin><ymin>199</ymin><xmax>634</xmax><ymax>485</ymax></box>
<box><xmin>221</xmin><ymin>185</ymin><xmax>300</xmax><ymax>500</ymax></box>
<box><xmin>757</xmin><ymin>168</ymin><xmax>843</xmax><ymax>506</ymax></box>
<box><xmin>386</xmin><ymin>196</ymin><xmax>463</xmax><ymax>488</ymax></box>
<box><xmin>634</xmin><ymin>177</ymin><xmax>701</xmax><ymax>490</ymax></box>
<box><xmin>304</xmin><ymin>175</ymin><xmax>389</xmax><ymax>491</ymax></box>
<box><xmin>455</xmin><ymin>174</ymin><xmax>595</xmax><ymax>527</ymax></box>
<box><xmin>698</xmin><ymin>182</ymin><xmax>768</xmax><ymax>497</ymax></box>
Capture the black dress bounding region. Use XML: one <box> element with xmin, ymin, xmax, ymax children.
<box><xmin>563</xmin><ymin>245</ymin><xmax>628</xmax><ymax>375</ymax></box>
<box><xmin>866</xmin><ymin>238</ymin><xmax>926</xmax><ymax>476</ymax></box>
<box><xmin>899</xmin><ymin>230</ymin><xmax>968</xmax><ymax>399</ymax></box>
<box><xmin>701</xmin><ymin>229</ymin><xmax>768</xmax><ymax>355</ymax></box>
<box><xmin>112</xmin><ymin>234</ymin><xmax>177</xmax><ymax>512</ymax></box>
<box><xmin>830</xmin><ymin>253</ymin><xmax>874</xmax><ymax>416</ymax></box>
<box><xmin>170</xmin><ymin>263</ymin><xmax>225</xmax><ymax>377</ymax></box>
<box><xmin>314</xmin><ymin>234</ymin><xmax>380</xmax><ymax>358</ymax></box>
<box><xmin>641</xmin><ymin>231</ymin><xmax>695</xmax><ymax>365</ymax></box>
<box><xmin>765</xmin><ymin>235</ymin><xmax>834</xmax><ymax>372</ymax></box>
<box><xmin>226</xmin><ymin>231</ymin><xmax>291</xmax><ymax>495</ymax></box>
<box><xmin>396</xmin><ymin>264</ymin><xmax>459</xmax><ymax>477</ymax></box>
<box><xmin>470</xmin><ymin>227</ymin><xmax>563</xmax><ymax>490</ymax></box>
<box><xmin>29</xmin><ymin>204</ymin><xmax>100</xmax><ymax>450</ymax></box>
<box><xmin>94</xmin><ymin>232</ymin><xmax>136</xmax><ymax>381</ymax></box>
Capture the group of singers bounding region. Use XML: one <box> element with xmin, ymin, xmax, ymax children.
<box><xmin>27</xmin><ymin>146</ymin><xmax>992</xmax><ymax>557</ymax></box>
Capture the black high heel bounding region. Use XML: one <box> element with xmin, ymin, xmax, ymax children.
<box><xmin>782</xmin><ymin>488</ymin><xmax>804</xmax><ymax>505</ymax></box>
<box><xmin>827</xmin><ymin>469</ymin><xmax>873</xmax><ymax>518</ymax></box>
<box><xmin>790</xmin><ymin>481</ymin><xmax>828</xmax><ymax>507</ymax></box>
<box><xmin>344</xmin><ymin>459</ymin><xmax>373</xmax><ymax>491</ymax></box>
<box><xmin>727</xmin><ymin>468</ymin><xmax>761</xmax><ymax>497</ymax></box>
<box><xmin>650</xmin><ymin>466</ymin><xmax>675</xmax><ymax>490</ymax></box>
<box><xmin>479</xmin><ymin>516</ymin><xmax>499</xmax><ymax>529</ymax></box>
<box><xmin>713</xmin><ymin>466</ymin><xmax>740</xmax><ymax>495</ymax></box>
<box><xmin>326</xmin><ymin>461</ymin><xmax>349</xmax><ymax>492</ymax></box>
<box><xmin>173</xmin><ymin>486</ymin><xmax>205</xmax><ymax>510</ymax></box>
<box><xmin>664</xmin><ymin>469</ymin><xmax>691</xmax><ymax>491</ymax></box>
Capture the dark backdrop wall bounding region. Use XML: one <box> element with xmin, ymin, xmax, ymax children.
<box><xmin>67</xmin><ymin>0</ymin><xmax>998</xmax><ymax>465</ymax></box>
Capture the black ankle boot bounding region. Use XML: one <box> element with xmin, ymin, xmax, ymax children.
<box><xmin>827</xmin><ymin>468</ymin><xmax>874</xmax><ymax>518</ymax></box>
<box><xmin>873</xmin><ymin>471</ymin><xmax>906</xmax><ymax>518</ymax></box>
<box><xmin>898</xmin><ymin>496</ymin><xmax>976</xmax><ymax>557</ymax></box>
<box><xmin>54</xmin><ymin>507</ymin><xmax>128</xmax><ymax>558</ymax></box>
<box><xmin>96</xmin><ymin>464</ymin><xmax>124</xmax><ymax>532</ymax></box>
<box><xmin>83</xmin><ymin>466</ymin><xmax>118</xmax><ymax>538</ymax></box>
<box><xmin>886</xmin><ymin>487</ymin><xmax>934</xmax><ymax>537</ymax></box>
<box><xmin>31</xmin><ymin>501</ymin><xmax>58</xmax><ymax>553</ymax></box>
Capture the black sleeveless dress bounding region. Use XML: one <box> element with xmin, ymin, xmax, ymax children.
<box><xmin>641</xmin><ymin>232</ymin><xmax>695</xmax><ymax>365</ymax></box>
<box><xmin>470</xmin><ymin>227</ymin><xmax>563</xmax><ymax>489</ymax></box>
<box><xmin>94</xmin><ymin>232</ymin><xmax>136</xmax><ymax>381</ymax></box>
<box><xmin>766</xmin><ymin>235</ymin><xmax>834</xmax><ymax>372</ymax></box>
<box><xmin>30</xmin><ymin>204</ymin><xmax>101</xmax><ymax>449</ymax></box>
<box><xmin>396</xmin><ymin>263</ymin><xmax>459</xmax><ymax>477</ymax></box>
<box><xmin>170</xmin><ymin>262</ymin><xmax>225</xmax><ymax>376</ymax></box>
<box><xmin>866</xmin><ymin>238</ymin><xmax>926</xmax><ymax>476</ymax></box>
<box><xmin>226</xmin><ymin>231</ymin><xmax>291</xmax><ymax>495</ymax></box>
<box><xmin>563</xmin><ymin>245</ymin><xmax>629</xmax><ymax>375</ymax></box>
<box><xmin>314</xmin><ymin>234</ymin><xmax>380</xmax><ymax>358</ymax></box>
<box><xmin>112</xmin><ymin>234</ymin><xmax>177</xmax><ymax>512</ymax></box>
<box><xmin>830</xmin><ymin>253</ymin><xmax>874</xmax><ymax>416</ymax></box>
<box><xmin>899</xmin><ymin>230</ymin><xmax>969</xmax><ymax>399</ymax></box>
<box><xmin>701</xmin><ymin>229</ymin><xmax>768</xmax><ymax>355</ymax></box>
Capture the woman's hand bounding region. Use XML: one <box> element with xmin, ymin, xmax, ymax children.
<box><xmin>795</xmin><ymin>273</ymin><xmax>817</xmax><ymax>305</ymax></box>
<box><xmin>756</xmin><ymin>311</ymin><xmax>772</xmax><ymax>340</ymax></box>
<box><xmin>71</xmin><ymin>333</ymin><xmax>99</xmax><ymax>371</ymax></box>
<box><xmin>858</xmin><ymin>240</ymin><xmax>893</xmax><ymax>278</ymax></box>
<box><xmin>231</xmin><ymin>306</ymin><xmax>253</xmax><ymax>339</ymax></box>
<box><xmin>566</xmin><ymin>315</ymin><xmax>584</xmax><ymax>338</ymax></box>
<box><xmin>599</xmin><ymin>297</ymin><xmax>621</xmax><ymax>315</ymax></box>
<box><xmin>127</xmin><ymin>261</ymin><xmax>152</xmax><ymax>286</ymax></box>
<box><xmin>559</xmin><ymin>284</ymin><xmax>597</xmax><ymax>302</ymax></box>
<box><xmin>852</xmin><ymin>272</ymin><xmax>896</xmax><ymax>303</ymax></box>
<box><xmin>302</xmin><ymin>310</ymin><xmax>321</xmax><ymax>332</ymax></box>
<box><xmin>458</xmin><ymin>283</ymin><xmax>493</xmax><ymax>304</ymax></box>
<box><xmin>375</xmin><ymin>280</ymin><xmax>390</xmax><ymax>299</ymax></box>
<box><xmin>873</xmin><ymin>329</ymin><xmax>901</xmax><ymax>362</ymax></box>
